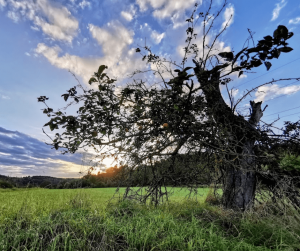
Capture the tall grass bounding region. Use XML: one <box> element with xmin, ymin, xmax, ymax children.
<box><xmin>1</xmin><ymin>186</ymin><xmax>300</xmax><ymax>250</ymax></box>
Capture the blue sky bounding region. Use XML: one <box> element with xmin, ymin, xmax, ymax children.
<box><xmin>0</xmin><ymin>0</ymin><xmax>300</xmax><ymax>178</ymax></box>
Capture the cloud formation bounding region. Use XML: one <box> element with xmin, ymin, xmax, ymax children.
<box><xmin>3</xmin><ymin>0</ymin><xmax>79</xmax><ymax>43</ymax></box>
<box><xmin>7</xmin><ymin>10</ymin><xmax>20</xmax><ymax>23</ymax></box>
<box><xmin>271</xmin><ymin>0</ymin><xmax>287</xmax><ymax>21</ymax></box>
<box><xmin>88</xmin><ymin>21</ymin><xmax>134</xmax><ymax>59</ymax></box>
<box><xmin>0</xmin><ymin>0</ymin><xmax>6</xmax><ymax>8</ymax></box>
<box><xmin>121</xmin><ymin>4</ymin><xmax>136</xmax><ymax>22</ymax></box>
<box><xmin>220</xmin><ymin>4</ymin><xmax>234</xmax><ymax>31</ymax></box>
<box><xmin>35</xmin><ymin>21</ymin><xmax>148</xmax><ymax>88</ymax></box>
<box><xmin>289</xmin><ymin>17</ymin><xmax>300</xmax><ymax>24</ymax></box>
<box><xmin>151</xmin><ymin>30</ymin><xmax>165</xmax><ymax>44</ymax></box>
<box><xmin>254</xmin><ymin>84</ymin><xmax>300</xmax><ymax>103</ymax></box>
<box><xmin>0</xmin><ymin>127</ymin><xmax>88</xmax><ymax>178</ymax></box>
<box><xmin>79</xmin><ymin>0</ymin><xmax>91</xmax><ymax>10</ymax></box>
<box><xmin>136</xmin><ymin>0</ymin><xmax>197</xmax><ymax>28</ymax></box>
<box><xmin>121</xmin><ymin>11</ymin><xmax>133</xmax><ymax>21</ymax></box>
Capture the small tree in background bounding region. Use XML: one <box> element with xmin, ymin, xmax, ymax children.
<box><xmin>38</xmin><ymin>0</ymin><xmax>300</xmax><ymax>213</ymax></box>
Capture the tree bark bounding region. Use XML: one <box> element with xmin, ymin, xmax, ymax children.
<box><xmin>194</xmin><ymin>65</ymin><xmax>263</xmax><ymax>211</ymax></box>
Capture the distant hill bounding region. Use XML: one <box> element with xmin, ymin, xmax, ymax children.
<box><xmin>0</xmin><ymin>174</ymin><xmax>81</xmax><ymax>188</ymax></box>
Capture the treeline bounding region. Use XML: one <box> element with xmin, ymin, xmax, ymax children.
<box><xmin>0</xmin><ymin>175</ymin><xmax>91</xmax><ymax>189</ymax></box>
<box><xmin>82</xmin><ymin>151</ymin><xmax>220</xmax><ymax>188</ymax></box>
<box><xmin>1</xmin><ymin>141</ymin><xmax>299</xmax><ymax>190</ymax></box>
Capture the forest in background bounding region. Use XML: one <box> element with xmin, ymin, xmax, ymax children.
<box><xmin>1</xmin><ymin>138</ymin><xmax>299</xmax><ymax>190</ymax></box>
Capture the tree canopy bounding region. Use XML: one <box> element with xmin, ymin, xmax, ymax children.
<box><xmin>38</xmin><ymin>0</ymin><xmax>300</xmax><ymax>213</ymax></box>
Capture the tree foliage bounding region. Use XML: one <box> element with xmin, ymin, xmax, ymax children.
<box><xmin>38</xmin><ymin>0</ymin><xmax>300</xmax><ymax>213</ymax></box>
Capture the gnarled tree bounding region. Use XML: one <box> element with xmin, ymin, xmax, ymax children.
<box><xmin>38</xmin><ymin>0</ymin><xmax>300</xmax><ymax>213</ymax></box>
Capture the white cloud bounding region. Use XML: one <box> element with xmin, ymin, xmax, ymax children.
<box><xmin>88</xmin><ymin>21</ymin><xmax>134</xmax><ymax>59</ymax></box>
<box><xmin>121</xmin><ymin>4</ymin><xmax>136</xmax><ymax>22</ymax></box>
<box><xmin>170</xmin><ymin>10</ymin><xmax>188</xmax><ymax>29</ymax></box>
<box><xmin>136</xmin><ymin>0</ymin><xmax>165</xmax><ymax>12</ymax></box>
<box><xmin>153</xmin><ymin>0</ymin><xmax>196</xmax><ymax>19</ymax></box>
<box><xmin>25</xmin><ymin>52</ymin><xmax>30</xmax><ymax>56</ymax></box>
<box><xmin>271</xmin><ymin>0</ymin><xmax>287</xmax><ymax>21</ymax></box>
<box><xmin>35</xmin><ymin>20</ymin><xmax>149</xmax><ymax>87</ymax></box>
<box><xmin>121</xmin><ymin>11</ymin><xmax>133</xmax><ymax>21</ymax></box>
<box><xmin>0</xmin><ymin>94</ymin><xmax>10</xmax><ymax>100</ymax></box>
<box><xmin>7</xmin><ymin>10</ymin><xmax>20</xmax><ymax>22</ymax></box>
<box><xmin>79</xmin><ymin>0</ymin><xmax>91</xmax><ymax>10</ymax></box>
<box><xmin>230</xmin><ymin>89</ymin><xmax>239</xmax><ymax>98</ymax></box>
<box><xmin>0</xmin><ymin>0</ymin><xmax>7</xmax><ymax>8</ymax></box>
<box><xmin>150</xmin><ymin>30</ymin><xmax>165</xmax><ymax>44</ymax></box>
<box><xmin>4</xmin><ymin>0</ymin><xmax>79</xmax><ymax>43</ymax></box>
<box><xmin>30</xmin><ymin>25</ymin><xmax>39</xmax><ymax>31</ymax></box>
<box><xmin>254</xmin><ymin>84</ymin><xmax>300</xmax><ymax>103</ymax></box>
<box><xmin>35</xmin><ymin>0</ymin><xmax>78</xmax><ymax>43</ymax></box>
<box><xmin>220</xmin><ymin>4</ymin><xmax>234</xmax><ymax>31</ymax></box>
<box><xmin>35</xmin><ymin>43</ymin><xmax>101</xmax><ymax>85</ymax></box>
<box><xmin>135</xmin><ymin>0</ymin><xmax>197</xmax><ymax>28</ymax></box>
<box><xmin>289</xmin><ymin>17</ymin><xmax>300</xmax><ymax>24</ymax></box>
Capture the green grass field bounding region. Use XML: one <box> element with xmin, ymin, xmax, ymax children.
<box><xmin>1</xmin><ymin>186</ymin><xmax>300</xmax><ymax>251</ymax></box>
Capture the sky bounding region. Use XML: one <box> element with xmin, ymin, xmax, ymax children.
<box><xmin>0</xmin><ymin>0</ymin><xmax>300</xmax><ymax>178</ymax></box>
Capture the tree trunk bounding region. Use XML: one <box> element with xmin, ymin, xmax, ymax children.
<box><xmin>221</xmin><ymin>101</ymin><xmax>263</xmax><ymax>211</ymax></box>
<box><xmin>222</xmin><ymin>139</ymin><xmax>257</xmax><ymax>211</ymax></box>
<box><xmin>193</xmin><ymin>66</ymin><xmax>263</xmax><ymax>211</ymax></box>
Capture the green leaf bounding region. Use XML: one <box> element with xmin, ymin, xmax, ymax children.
<box><xmin>92</xmin><ymin>131</ymin><xmax>98</xmax><ymax>137</ymax></box>
<box><xmin>251</xmin><ymin>60</ymin><xmax>262</xmax><ymax>67</ymax></box>
<box><xmin>258</xmin><ymin>39</ymin><xmax>272</xmax><ymax>48</ymax></box>
<box><xmin>61</xmin><ymin>94</ymin><xmax>69</xmax><ymax>102</ymax></box>
<box><xmin>174</xmin><ymin>105</ymin><xmax>179</xmax><ymax>110</ymax></box>
<box><xmin>183</xmin><ymin>67</ymin><xmax>193</xmax><ymax>71</ymax></box>
<box><xmin>263</xmin><ymin>35</ymin><xmax>273</xmax><ymax>41</ymax></box>
<box><xmin>89</xmin><ymin>77</ymin><xmax>98</xmax><ymax>85</ymax></box>
<box><xmin>100</xmin><ymin>73</ymin><xmax>107</xmax><ymax>80</ymax></box>
<box><xmin>186</xmin><ymin>74</ymin><xmax>194</xmax><ymax>78</ymax></box>
<box><xmin>49</xmin><ymin>124</ymin><xmax>58</xmax><ymax>131</ymax></box>
<box><xmin>218</xmin><ymin>52</ymin><xmax>234</xmax><ymax>61</ymax></box>
<box><xmin>274</xmin><ymin>25</ymin><xmax>288</xmax><ymax>39</ymax></box>
<box><xmin>97</xmin><ymin>65</ymin><xmax>107</xmax><ymax>76</ymax></box>
<box><xmin>259</xmin><ymin>52</ymin><xmax>267</xmax><ymax>61</ymax></box>
<box><xmin>178</xmin><ymin>71</ymin><xmax>188</xmax><ymax>76</ymax></box>
<box><xmin>264</xmin><ymin>61</ymin><xmax>272</xmax><ymax>71</ymax></box>
<box><xmin>272</xmin><ymin>49</ymin><xmax>281</xmax><ymax>59</ymax></box>
<box><xmin>278</xmin><ymin>47</ymin><xmax>293</xmax><ymax>53</ymax></box>
<box><xmin>76</xmin><ymin>141</ymin><xmax>81</xmax><ymax>145</ymax></box>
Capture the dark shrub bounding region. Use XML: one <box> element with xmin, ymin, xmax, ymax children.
<box><xmin>80</xmin><ymin>179</ymin><xmax>92</xmax><ymax>188</ymax></box>
<box><xmin>0</xmin><ymin>179</ymin><xmax>14</xmax><ymax>189</ymax></box>
<box><xmin>57</xmin><ymin>181</ymin><xmax>67</xmax><ymax>189</ymax></box>
<box><xmin>40</xmin><ymin>180</ymin><xmax>52</xmax><ymax>188</ymax></box>
<box><xmin>63</xmin><ymin>182</ymin><xmax>71</xmax><ymax>189</ymax></box>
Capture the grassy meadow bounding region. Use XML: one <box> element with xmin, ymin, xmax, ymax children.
<box><xmin>1</xmin><ymin>185</ymin><xmax>300</xmax><ymax>251</ymax></box>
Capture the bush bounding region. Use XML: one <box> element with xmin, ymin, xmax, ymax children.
<box><xmin>63</xmin><ymin>182</ymin><xmax>71</xmax><ymax>189</ymax></box>
<box><xmin>80</xmin><ymin>179</ymin><xmax>92</xmax><ymax>188</ymax></box>
<box><xmin>0</xmin><ymin>179</ymin><xmax>14</xmax><ymax>189</ymax></box>
<box><xmin>40</xmin><ymin>180</ymin><xmax>52</xmax><ymax>188</ymax></box>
